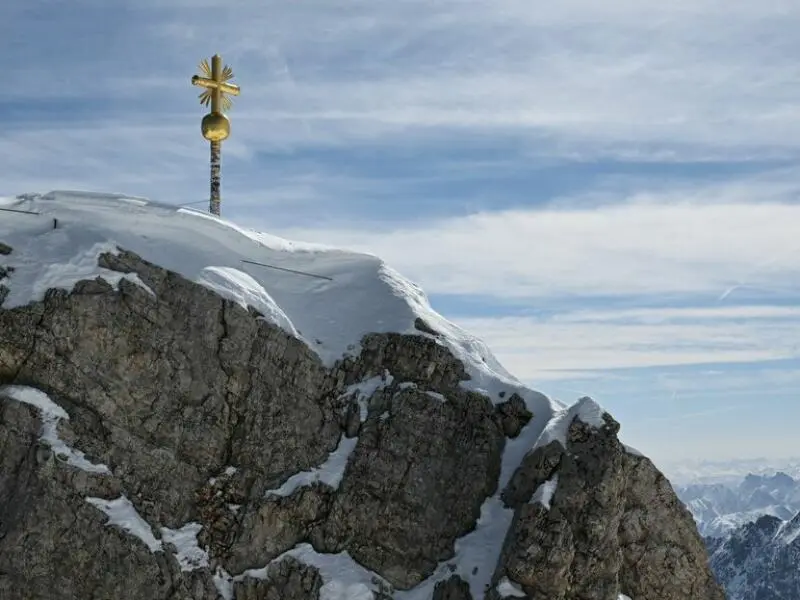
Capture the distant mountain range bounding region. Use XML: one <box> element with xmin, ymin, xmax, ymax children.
<box><xmin>663</xmin><ymin>457</ymin><xmax>800</xmax><ymax>487</ymax></box>
<box><xmin>707</xmin><ymin>511</ymin><xmax>800</xmax><ymax>600</ymax></box>
<box><xmin>675</xmin><ymin>472</ymin><xmax>800</xmax><ymax>538</ymax></box>
<box><xmin>673</xmin><ymin>470</ymin><xmax>800</xmax><ymax>600</ymax></box>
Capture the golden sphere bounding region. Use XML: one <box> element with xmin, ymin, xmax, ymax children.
<box><xmin>201</xmin><ymin>112</ymin><xmax>230</xmax><ymax>142</ymax></box>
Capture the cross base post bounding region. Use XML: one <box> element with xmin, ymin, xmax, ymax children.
<box><xmin>210</xmin><ymin>141</ymin><xmax>221</xmax><ymax>216</ymax></box>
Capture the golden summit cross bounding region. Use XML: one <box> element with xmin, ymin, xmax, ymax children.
<box><xmin>191</xmin><ymin>54</ymin><xmax>240</xmax><ymax>216</ymax></box>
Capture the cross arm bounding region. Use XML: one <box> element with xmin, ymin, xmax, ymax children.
<box><xmin>191</xmin><ymin>75</ymin><xmax>241</xmax><ymax>96</ymax></box>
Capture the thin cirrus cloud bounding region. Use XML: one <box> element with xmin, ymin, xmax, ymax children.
<box><xmin>5</xmin><ymin>0</ymin><xmax>800</xmax><ymax>191</ymax></box>
<box><xmin>452</xmin><ymin>310</ymin><xmax>799</xmax><ymax>375</ymax></box>
<box><xmin>269</xmin><ymin>176</ymin><xmax>800</xmax><ymax>301</ymax></box>
<box><xmin>156</xmin><ymin>0</ymin><xmax>800</xmax><ymax>157</ymax></box>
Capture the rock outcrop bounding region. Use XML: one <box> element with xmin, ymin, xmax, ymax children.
<box><xmin>0</xmin><ymin>247</ymin><xmax>724</xmax><ymax>599</ymax></box>
<box><xmin>494</xmin><ymin>412</ymin><xmax>723</xmax><ymax>600</ymax></box>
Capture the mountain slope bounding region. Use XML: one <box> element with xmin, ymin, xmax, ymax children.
<box><xmin>0</xmin><ymin>191</ymin><xmax>723</xmax><ymax>600</ymax></box>
<box><xmin>1</xmin><ymin>190</ymin><xmax>516</xmax><ymax>383</ymax></box>
<box><xmin>708</xmin><ymin>511</ymin><xmax>800</xmax><ymax>600</ymax></box>
<box><xmin>675</xmin><ymin>473</ymin><xmax>800</xmax><ymax>537</ymax></box>
<box><xmin>664</xmin><ymin>459</ymin><xmax>800</xmax><ymax>487</ymax></box>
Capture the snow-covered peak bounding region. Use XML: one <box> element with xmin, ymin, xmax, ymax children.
<box><xmin>532</xmin><ymin>395</ymin><xmax>609</xmax><ymax>451</ymax></box>
<box><xmin>776</xmin><ymin>510</ymin><xmax>800</xmax><ymax>546</ymax></box>
<box><xmin>675</xmin><ymin>470</ymin><xmax>800</xmax><ymax>538</ymax></box>
<box><xmin>0</xmin><ymin>191</ymin><xmax>555</xmax><ymax>412</ymax></box>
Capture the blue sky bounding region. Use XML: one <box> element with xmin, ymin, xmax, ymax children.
<box><xmin>3</xmin><ymin>0</ymin><xmax>800</xmax><ymax>467</ymax></box>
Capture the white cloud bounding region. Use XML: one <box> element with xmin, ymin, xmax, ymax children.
<box><xmin>453</xmin><ymin>311</ymin><xmax>799</xmax><ymax>376</ymax></box>
<box><xmin>553</xmin><ymin>305</ymin><xmax>800</xmax><ymax>324</ymax></box>
<box><xmin>178</xmin><ymin>0</ymin><xmax>800</xmax><ymax>155</ymax></box>
<box><xmin>270</xmin><ymin>181</ymin><xmax>800</xmax><ymax>300</ymax></box>
<box><xmin>261</xmin><ymin>174</ymin><xmax>800</xmax><ymax>378</ymax></box>
<box><xmin>536</xmin><ymin>364</ymin><xmax>800</xmax><ymax>410</ymax></box>
<box><xmin>7</xmin><ymin>0</ymin><xmax>800</xmax><ymax>171</ymax></box>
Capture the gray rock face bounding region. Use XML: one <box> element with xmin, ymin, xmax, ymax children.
<box><xmin>432</xmin><ymin>576</ymin><xmax>473</xmax><ymax>600</ymax></box>
<box><xmin>232</xmin><ymin>557</ymin><xmax>323</xmax><ymax>600</ymax></box>
<box><xmin>226</xmin><ymin>484</ymin><xmax>333</xmax><ymax>574</ymax></box>
<box><xmin>494</xmin><ymin>413</ymin><xmax>724</xmax><ymax>600</ymax></box>
<box><xmin>619</xmin><ymin>451</ymin><xmax>725</xmax><ymax>600</ymax></box>
<box><xmin>0</xmin><ymin>397</ymin><xmax>218</xmax><ymax>600</ymax></box>
<box><xmin>315</xmin><ymin>385</ymin><xmax>504</xmax><ymax>589</ymax></box>
<box><xmin>0</xmin><ymin>248</ymin><xmax>724</xmax><ymax>600</ymax></box>
<box><xmin>0</xmin><ymin>245</ymin><xmax>11</xmax><ymax>306</ymax></box>
<box><xmin>2</xmin><ymin>250</ymin><xmax>342</xmax><ymax>529</ymax></box>
<box><xmin>494</xmin><ymin>393</ymin><xmax>532</xmax><ymax>439</ymax></box>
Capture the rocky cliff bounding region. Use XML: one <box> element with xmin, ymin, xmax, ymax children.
<box><xmin>0</xmin><ymin>192</ymin><xmax>724</xmax><ymax>600</ymax></box>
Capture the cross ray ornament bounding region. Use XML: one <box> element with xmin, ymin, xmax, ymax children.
<box><xmin>191</xmin><ymin>54</ymin><xmax>240</xmax><ymax>216</ymax></box>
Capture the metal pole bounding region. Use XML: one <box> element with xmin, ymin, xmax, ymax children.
<box><xmin>241</xmin><ymin>259</ymin><xmax>334</xmax><ymax>281</ymax></box>
<box><xmin>0</xmin><ymin>207</ymin><xmax>40</xmax><ymax>216</ymax></box>
<box><xmin>210</xmin><ymin>140</ymin><xmax>221</xmax><ymax>216</ymax></box>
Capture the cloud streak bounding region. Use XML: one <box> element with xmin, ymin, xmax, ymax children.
<box><xmin>271</xmin><ymin>176</ymin><xmax>800</xmax><ymax>300</ymax></box>
<box><xmin>454</xmin><ymin>311</ymin><xmax>800</xmax><ymax>376</ymax></box>
<box><xmin>6</xmin><ymin>0</ymin><xmax>800</xmax><ymax>192</ymax></box>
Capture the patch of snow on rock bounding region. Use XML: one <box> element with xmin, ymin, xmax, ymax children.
<box><xmin>530</xmin><ymin>474</ymin><xmax>559</xmax><ymax>510</ymax></box>
<box><xmin>2</xmin><ymin>237</ymin><xmax>153</xmax><ymax>309</ymax></box>
<box><xmin>1</xmin><ymin>385</ymin><xmax>110</xmax><ymax>474</ymax></box>
<box><xmin>496</xmin><ymin>576</ymin><xmax>526</xmax><ymax>597</ymax></box>
<box><xmin>533</xmin><ymin>396</ymin><xmax>608</xmax><ymax>451</ymax></box>
<box><xmin>343</xmin><ymin>372</ymin><xmax>394</xmax><ymax>421</ymax></box>
<box><xmin>224</xmin><ymin>544</ymin><xmax>387</xmax><ymax>600</ymax></box>
<box><xmin>213</xmin><ymin>567</ymin><xmax>234</xmax><ymax>600</ymax></box>
<box><xmin>160</xmin><ymin>522</ymin><xmax>209</xmax><ymax>571</ymax></box>
<box><xmin>575</xmin><ymin>396</ymin><xmax>606</xmax><ymax>428</ymax></box>
<box><xmin>196</xmin><ymin>266</ymin><xmax>298</xmax><ymax>336</ymax></box>
<box><xmin>289</xmin><ymin>544</ymin><xmax>381</xmax><ymax>600</ymax></box>
<box><xmin>266</xmin><ymin>434</ymin><xmax>359</xmax><ymax>497</ymax></box>
<box><xmin>624</xmin><ymin>444</ymin><xmax>644</xmax><ymax>457</ymax></box>
<box><xmin>85</xmin><ymin>495</ymin><xmax>162</xmax><ymax>552</ymax></box>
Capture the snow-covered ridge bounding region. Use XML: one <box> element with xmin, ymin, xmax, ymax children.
<box><xmin>532</xmin><ymin>395</ymin><xmax>606</xmax><ymax>450</ymax></box>
<box><xmin>0</xmin><ymin>191</ymin><xmax>547</xmax><ymax>408</ymax></box>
